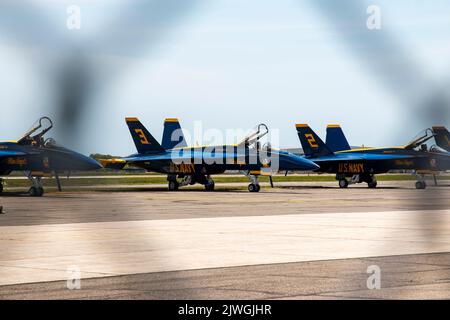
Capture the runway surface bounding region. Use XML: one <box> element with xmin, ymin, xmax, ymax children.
<box><xmin>0</xmin><ymin>181</ymin><xmax>449</xmax><ymax>299</ymax></box>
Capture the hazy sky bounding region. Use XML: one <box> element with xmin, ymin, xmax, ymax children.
<box><xmin>0</xmin><ymin>0</ymin><xmax>449</xmax><ymax>155</ymax></box>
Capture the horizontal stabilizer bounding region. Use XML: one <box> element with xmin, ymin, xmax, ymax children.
<box><xmin>99</xmin><ymin>158</ymin><xmax>127</xmax><ymax>170</ymax></box>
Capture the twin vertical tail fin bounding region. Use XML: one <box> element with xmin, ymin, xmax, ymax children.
<box><xmin>161</xmin><ymin>118</ymin><xmax>187</xmax><ymax>149</ymax></box>
<box><xmin>326</xmin><ymin>124</ymin><xmax>351</xmax><ymax>152</ymax></box>
<box><xmin>126</xmin><ymin>117</ymin><xmax>165</xmax><ymax>154</ymax></box>
<box><xmin>432</xmin><ymin>126</ymin><xmax>450</xmax><ymax>152</ymax></box>
<box><xmin>296</xmin><ymin>124</ymin><xmax>333</xmax><ymax>157</ymax></box>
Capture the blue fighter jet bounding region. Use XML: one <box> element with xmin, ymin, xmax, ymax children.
<box><xmin>102</xmin><ymin>118</ymin><xmax>319</xmax><ymax>192</ymax></box>
<box><xmin>0</xmin><ymin>117</ymin><xmax>102</xmax><ymax>196</ymax></box>
<box><xmin>296</xmin><ymin>123</ymin><xmax>450</xmax><ymax>189</ymax></box>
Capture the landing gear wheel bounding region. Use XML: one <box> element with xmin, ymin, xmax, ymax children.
<box><xmin>368</xmin><ymin>181</ymin><xmax>377</xmax><ymax>188</ymax></box>
<box><xmin>248</xmin><ymin>183</ymin><xmax>260</xmax><ymax>192</ymax></box>
<box><xmin>0</xmin><ymin>183</ymin><xmax>3</xmax><ymax>194</ymax></box>
<box><xmin>168</xmin><ymin>181</ymin><xmax>179</xmax><ymax>191</ymax></box>
<box><xmin>205</xmin><ymin>181</ymin><xmax>215</xmax><ymax>191</ymax></box>
<box><xmin>29</xmin><ymin>187</ymin><xmax>44</xmax><ymax>197</ymax></box>
<box><xmin>338</xmin><ymin>179</ymin><xmax>349</xmax><ymax>188</ymax></box>
<box><xmin>415</xmin><ymin>181</ymin><xmax>426</xmax><ymax>189</ymax></box>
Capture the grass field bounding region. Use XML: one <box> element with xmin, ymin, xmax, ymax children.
<box><xmin>2</xmin><ymin>173</ymin><xmax>449</xmax><ymax>188</ymax></box>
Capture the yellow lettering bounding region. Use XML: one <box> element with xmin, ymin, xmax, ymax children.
<box><xmin>305</xmin><ymin>134</ymin><xmax>318</xmax><ymax>148</ymax></box>
<box><xmin>135</xmin><ymin>129</ymin><xmax>150</xmax><ymax>145</ymax></box>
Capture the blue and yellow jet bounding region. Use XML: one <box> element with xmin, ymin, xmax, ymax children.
<box><xmin>0</xmin><ymin>117</ymin><xmax>102</xmax><ymax>196</ymax></box>
<box><xmin>102</xmin><ymin>117</ymin><xmax>319</xmax><ymax>192</ymax></box>
<box><xmin>296</xmin><ymin>124</ymin><xmax>450</xmax><ymax>189</ymax></box>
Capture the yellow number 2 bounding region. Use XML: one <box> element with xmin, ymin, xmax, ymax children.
<box><xmin>305</xmin><ymin>133</ymin><xmax>318</xmax><ymax>148</ymax></box>
<box><xmin>135</xmin><ymin>129</ymin><xmax>150</xmax><ymax>145</ymax></box>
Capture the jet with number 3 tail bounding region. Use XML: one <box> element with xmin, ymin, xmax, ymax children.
<box><xmin>101</xmin><ymin>118</ymin><xmax>319</xmax><ymax>192</ymax></box>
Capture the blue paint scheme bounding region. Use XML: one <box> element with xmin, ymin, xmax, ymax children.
<box><xmin>161</xmin><ymin>119</ymin><xmax>187</xmax><ymax>149</ymax></box>
<box><xmin>296</xmin><ymin>124</ymin><xmax>450</xmax><ymax>187</ymax></box>
<box><xmin>326</xmin><ymin>126</ymin><xmax>351</xmax><ymax>152</ymax></box>
<box><xmin>105</xmin><ymin>118</ymin><xmax>319</xmax><ymax>191</ymax></box>
<box><xmin>0</xmin><ymin>117</ymin><xmax>102</xmax><ymax>196</ymax></box>
<box><xmin>0</xmin><ymin>150</ymin><xmax>27</xmax><ymax>157</ymax></box>
<box><xmin>432</xmin><ymin>126</ymin><xmax>450</xmax><ymax>153</ymax></box>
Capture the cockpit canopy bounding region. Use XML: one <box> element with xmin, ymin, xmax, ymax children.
<box><xmin>405</xmin><ymin>128</ymin><xmax>446</xmax><ymax>153</ymax></box>
<box><xmin>18</xmin><ymin>117</ymin><xmax>54</xmax><ymax>146</ymax></box>
<box><xmin>238</xmin><ymin>123</ymin><xmax>269</xmax><ymax>151</ymax></box>
<box><xmin>404</xmin><ymin>128</ymin><xmax>434</xmax><ymax>150</ymax></box>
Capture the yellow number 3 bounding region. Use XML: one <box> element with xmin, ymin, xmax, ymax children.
<box><xmin>135</xmin><ymin>129</ymin><xmax>150</xmax><ymax>145</ymax></box>
<box><xmin>305</xmin><ymin>133</ymin><xmax>318</xmax><ymax>148</ymax></box>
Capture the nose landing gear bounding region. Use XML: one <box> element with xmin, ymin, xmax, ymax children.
<box><xmin>415</xmin><ymin>173</ymin><xmax>427</xmax><ymax>189</ymax></box>
<box><xmin>26</xmin><ymin>173</ymin><xmax>45</xmax><ymax>197</ymax></box>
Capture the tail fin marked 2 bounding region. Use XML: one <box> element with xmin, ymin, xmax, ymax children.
<box><xmin>126</xmin><ymin>117</ymin><xmax>165</xmax><ymax>154</ymax></box>
<box><xmin>326</xmin><ymin>124</ymin><xmax>351</xmax><ymax>152</ymax></box>
<box><xmin>296</xmin><ymin>124</ymin><xmax>333</xmax><ymax>157</ymax></box>
<box><xmin>162</xmin><ymin>118</ymin><xmax>187</xmax><ymax>149</ymax></box>
<box><xmin>432</xmin><ymin>126</ymin><xmax>450</xmax><ymax>152</ymax></box>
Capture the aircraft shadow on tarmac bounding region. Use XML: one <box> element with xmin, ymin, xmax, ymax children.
<box><xmin>0</xmin><ymin>192</ymin><xmax>89</xmax><ymax>199</ymax></box>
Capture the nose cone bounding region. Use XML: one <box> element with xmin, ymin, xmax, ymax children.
<box><xmin>84</xmin><ymin>156</ymin><xmax>103</xmax><ymax>170</ymax></box>
<box><xmin>69</xmin><ymin>152</ymin><xmax>103</xmax><ymax>171</ymax></box>
<box><xmin>294</xmin><ymin>154</ymin><xmax>320</xmax><ymax>171</ymax></box>
<box><xmin>278</xmin><ymin>152</ymin><xmax>320</xmax><ymax>171</ymax></box>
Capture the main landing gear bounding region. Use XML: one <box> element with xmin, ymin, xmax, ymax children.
<box><xmin>167</xmin><ymin>174</ymin><xmax>215</xmax><ymax>191</ymax></box>
<box><xmin>26</xmin><ymin>173</ymin><xmax>44</xmax><ymax>197</ymax></box>
<box><xmin>337</xmin><ymin>174</ymin><xmax>377</xmax><ymax>189</ymax></box>
<box><xmin>415</xmin><ymin>173</ymin><xmax>427</xmax><ymax>189</ymax></box>
<box><xmin>244</xmin><ymin>172</ymin><xmax>261</xmax><ymax>192</ymax></box>
<box><xmin>0</xmin><ymin>179</ymin><xmax>4</xmax><ymax>194</ymax></box>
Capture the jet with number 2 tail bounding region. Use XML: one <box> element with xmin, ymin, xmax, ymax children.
<box><xmin>296</xmin><ymin>124</ymin><xmax>450</xmax><ymax>189</ymax></box>
<box><xmin>101</xmin><ymin>118</ymin><xmax>319</xmax><ymax>192</ymax></box>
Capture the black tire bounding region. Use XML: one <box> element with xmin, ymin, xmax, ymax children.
<box><xmin>368</xmin><ymin>181</ymin><xmax>377</xmax><ymax>188</ymax></box>
<box><xmin>338</xmin><ymin>179</ymin><xmax>348</xmax><ymax>188</ymax></box>
<box><xmin>248</xmin><ymin>183</ymin><xmax>258</xmax><ymax>192</ymax></box>
<box><xmin>205</xmin><ymin>181</ymin><xmax>215</xmax><ymax>191</ymax></box>
<box><xmin>168</xmin><ymin>181</ymin><xmax>179</xmax><ymax>191</ymax></box>
<box><xmin>29</xmin><ymin>187</ymin><xmax>44</xmax><ymax>197</ymax></box>
<box><xmin>29</xmin><ymin>187</ymin><xmax>37</xmax><ymax>197</ymax></box>
<box><xmin>0</xmin><ymin>183</ymin><xmax>3</xmax><ymax>194</ymax></box>
<box><xmin>256</xmin><ymin>184</ymin><xmax>261</xmax><ymax>192</ymax></box>
<box><xmin>415</xmin><ymin>181</ymin><xmax>426</xmax><ymax>189</ymax></box>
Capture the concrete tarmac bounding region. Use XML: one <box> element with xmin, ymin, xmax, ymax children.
<box><xmin>0</xmin><ymin>181</ymin><xmax>449</xmax><ymax>299</ymax></box>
